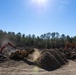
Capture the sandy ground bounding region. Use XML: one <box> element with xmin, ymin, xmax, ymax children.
<box><xmin>0</xmin><ymin>60</ymin><xmax>76</xmax><ymax>75</ymax></box>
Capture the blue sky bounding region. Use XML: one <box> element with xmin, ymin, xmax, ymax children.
<box><xmin>0</xmin><ymin>0</ymin><xmax>76</xmax><ymax>36</ymax></box>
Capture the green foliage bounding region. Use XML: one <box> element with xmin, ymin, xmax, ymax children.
<box><xmin>0</xmin><ymin>30</ymin><xmax>75</xmax><ymax>49</ymax></box>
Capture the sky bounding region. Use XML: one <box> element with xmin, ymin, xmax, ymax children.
<box><xmin>0</xmin><ymin>0</ymin><xmax>76</xmax><ymax>36</ymax></box>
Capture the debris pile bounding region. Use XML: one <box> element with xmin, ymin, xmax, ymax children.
<box><xmin>1</xmin><ymin>45</ymin><xmax>76</xmax><ymax>71</ymax></box>
<box><xmin>64</xmin><ymin>49</ymin><xmax>76</xmax><ymax>59</ymax></box>
<box><xmin>10</xmin><ymin>49</ymin><xmax>35</xmax><ymax>59</ymax></box>
<box><xmin>36</xmin><ymin>49</ymin><xmax>67</xmax><ymax>71</ymax></box>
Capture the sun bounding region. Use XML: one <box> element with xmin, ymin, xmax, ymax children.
<box><xmin>31</xmin><ymin>0</ymin><xmax>48</xmax><ymax>11</ymax></box>
<box><xmin>32</xmin><ymin>0</ymin><xmax>47</xmax><ymax>5</ymax></box>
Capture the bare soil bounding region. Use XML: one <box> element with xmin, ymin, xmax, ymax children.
<box><xmin>0</xmin><ymin>59</ymin><xmax>76</xmax><ymax>75</ymax></box>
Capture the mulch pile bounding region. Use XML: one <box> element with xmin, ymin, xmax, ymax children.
<box><xmin>36</xmin><ymin>49</ymin><xmax>68</xmax><ymax>71</ymax></box>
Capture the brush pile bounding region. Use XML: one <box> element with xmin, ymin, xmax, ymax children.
<box><xmin>64</xmin><ymin>49</ymin><xmax>76</xmax><ymax>59</ymax></box>
<box><xmin>36</xmin><ymin>49</ymin><xmax>68</xmax><ymax>71</ymax></box>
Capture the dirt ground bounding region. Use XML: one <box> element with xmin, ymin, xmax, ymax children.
<box><xmin>0</xmin><ymin>60</ymin><xmax>76</xmax><ymax>75</ymax></box>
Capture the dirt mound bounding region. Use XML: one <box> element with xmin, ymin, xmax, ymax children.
<box><xmin>36</xmin><ymin>49</ymin><xmax>68</xmax><ymax>71</ymax></box>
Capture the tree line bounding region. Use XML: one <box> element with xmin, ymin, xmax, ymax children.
<box><xmin>0</xmin><ymin>30</ymin><xmax>76</xmax><ymax>49</ymax></box>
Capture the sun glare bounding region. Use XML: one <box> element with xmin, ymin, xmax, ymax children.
<box><xmin>32</xmin><ymin>0</ymin><xmax>47</xmax><ymax>4</ymax></box>
<box><xmin>31</xmin><ymin>0</ymin><xmax>48</xmax><ymax>12</ymax></box>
